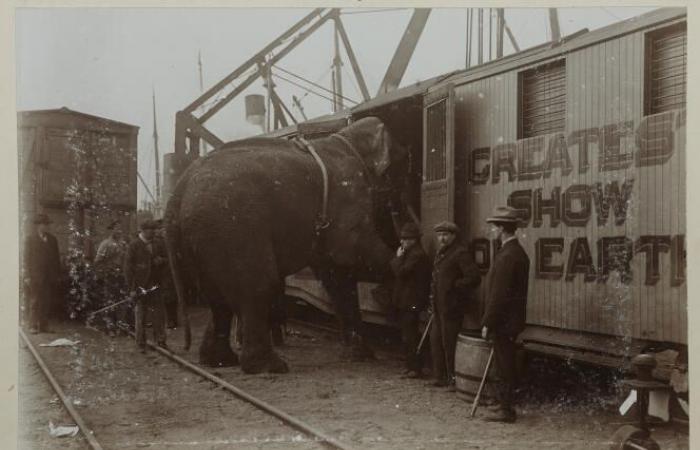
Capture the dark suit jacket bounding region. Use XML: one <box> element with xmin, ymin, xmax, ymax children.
<box><xmin>389</xmin><ymin>244</ymin><xmax>431</xmax><ymax>311</ymax></box>
<box><xmin>23</xmin><ymin>232</ymin><xmax>61</xmax><ymax>295</ymax></box>
<box><xmin>481</xmin><ymin>238</ymin><xmax>530</xmax><ymax>337</ymax></box>
<box><xmin>124</xmin><ymin>237</ymin><xmax>156</xmax><ymax>291</ymax></box>
<box><xmin>430</xmin><ymin>242</ymin><xmax>481</xmax><ymax>314</ymax></box>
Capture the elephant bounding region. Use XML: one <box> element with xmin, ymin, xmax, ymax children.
<box><xmin>164</xmin><ymin>117</ymin><xmax>409</xmax><ymax>374</ymax></box>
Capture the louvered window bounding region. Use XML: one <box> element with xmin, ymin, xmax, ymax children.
<box><xmin>646</xmin><ymin>22</ymin><xmax>687</xmax><ymax>115</ymax></box>
<box><xmin>425</xmin><ymin>100</ymin><xmax>447</xmax><ymax>181</ymax></box>
<box><xmin>518</xmin><ymin>59</ymin><xmax>566</xmax><ymax>139</ymax></box>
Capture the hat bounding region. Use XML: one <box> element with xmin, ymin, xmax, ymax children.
<box><xmin>486</xmin><ymin>206</ymin><xmax>520</xmax><ymax>224</ymax></box>
<box><xmin>139</xmin><ymin>219</ymin><xmax>158</xmax><ymax>230</ymax></box>
<box><xmin>33</xmin><ymin>213</ymin><xmax>52</xmax><ymax>225</ymax></box>
<box><xmin>433</xmin><ymin>221</ymin><xmax>458</xmax><ymax>234</ymax></box>
<box><xmin>106</xmin><ymin>220</ymin><xmax>121</xmax><ymax>231</ymax></box>
<box><xmin>399</xmin><ymin>223</ymin><xmax>421</xmax><ymax>239</ymax></box>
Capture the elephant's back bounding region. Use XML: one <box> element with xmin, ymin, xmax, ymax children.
<box><xmin>177</xmin><ymin>141</ymin><xmax>321</xmax><ymax>272</ymax></box>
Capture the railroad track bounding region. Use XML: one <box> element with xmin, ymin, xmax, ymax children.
<box><xmin>20</xmin><ymin>324</ymin><xmax>353</xmax><ymax>450</ymax></box>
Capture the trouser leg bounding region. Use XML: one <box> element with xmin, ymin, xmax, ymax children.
<box><xmin>29</xmin><ymin>293</ymin><xmax>40</xmax><ymax>331</ymax></box>
<box><xmin>150</xmin><ymin>293</ymin><xmax>167</xmax><ymax>345</ymax></box>
<box><xmin>430</xmin><ymin>312</ymin><xmax>446</xmax><ymax>381</ymax></box>
<box><xmin>493</xmin><ymin>335</ymin><xmax>517</xmax><ymax>413</ymax></box>
<box><xmin>400</xmin><ymin>310</ymin><xmax>421</xmax><ymax>372</ymax></box>
<box><xmin>442</xmin><ymin>313</ymin><xmax>463</xmax><ymax>381</ymax></box>
<box><xmin>134</xmin><ymin>300</ymin><xmax>146</xmax><ymax>348</ymax></box>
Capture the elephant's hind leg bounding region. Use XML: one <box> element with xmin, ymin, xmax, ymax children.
<box><xmin>199</xmin><ymin>304</ymin><xmax>239</xmax><ymax>367</ymax></box>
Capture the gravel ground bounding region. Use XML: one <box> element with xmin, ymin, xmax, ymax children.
<box><xmin>18</xmin><ymin>306</ymin><xmax>689</xmax><ymax>449</ymax></box>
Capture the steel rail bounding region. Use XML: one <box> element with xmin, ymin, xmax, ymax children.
<box><xmin>19</xmin><ymin>329</ymin><xmax>104</xmax><ymax>450</ymax></box>
<box><xmin>131</xmin><ymin>330</ymin><xmax>353</xmax><ymax>450</ymax></box>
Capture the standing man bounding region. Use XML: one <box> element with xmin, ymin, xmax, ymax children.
<box><xmin>23</xmin><ymin>213</ymin><xmax>62</xmax><ymax>334</ymax></box>
<box><xmin>94</xmin><ymin>220</ymin><xmax>127</xmax><ymax>332</ymax></box>
<box><xmin>389</xmin><ymin>222</ymin><xmax>431</xmax><ymax>378</ymax></box>
<box><xmin>124</xmin><ymin>220</ymin><xmax>167</xmax><ymax>352</ymax></box>
<box><xmin>429</xmin><ymin>221</ymin><xmax>481</xmax><ymax>389</ymax></box>
<box><xmin>153</xmin><ymin>219</ymin><xmax>177</xmax><ymax>329</ymax></box>
<box><xmin>481</xmin><ymin>206</ymin><xmax>530</xmax><ymax>423</ymax></box>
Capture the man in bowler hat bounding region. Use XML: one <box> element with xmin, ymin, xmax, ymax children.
<box><xmin>389</xmin><ymin>222</ymin><xmax>431</xmax><ymax>378</ymax></box>
<box><xmin>23</xmin><ymin>213</ymin><xmax>62</xmax><ymax>334</ymax></box>
<box><xmin>124</xmin><ymin>219</ymin><xmax>167</xmax><ymax>351</ymax></box>
<box><xmin>481</xmin><ymin>206</ymin><xmax>530</xmax><ymax>423</ymax></box>
<box><xmin>428</xmin><ymin>221</ymin><xmax>481</xmax><ymax>389</ymax></box>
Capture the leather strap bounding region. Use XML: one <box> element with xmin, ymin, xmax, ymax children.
<box><xmin>295</xmin><ymin>137</ymin><xmax>330</xmax><ymax>233</ymax></box>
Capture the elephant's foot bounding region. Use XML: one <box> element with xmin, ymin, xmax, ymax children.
<box><xmin>241</xmin><ymin>350</ymin><xmax>289</xmax><ymax>374</ymax></box>
<box><xmin>199</xmin><ymin>336</ymin><xmax>239</xmax><ymax>367</ymax></box>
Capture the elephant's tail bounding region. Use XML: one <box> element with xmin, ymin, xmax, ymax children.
<box><xmin>164</xmin><ymin>171</ymin><xmax>192</xmax><ymax>351</ymax></box>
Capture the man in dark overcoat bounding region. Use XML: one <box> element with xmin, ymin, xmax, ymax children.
<box><xmin>481</xmin><ymin>206</ymin><xmax>530</xmax><ymax>423</ymax></box>
<box><xmin>389</xmin><ymin>222</ymin><xmax>431</xmax><ymax>378</ymax></box>
<box><xmin>124</xmin><ymin>220</ymin><xmax>167</xmax><ymax>351</ymax></box>
<box><xmin>428</xmin><ymin>221</ymin><xmax>481</xmax><ymax>388</ymax></box>
<box><xmin>153</xmin><ymin>219</ymin><xmax>177</xmax><ymax>329</ymax></box>
<box><xmin>23</xmin><ymin>213</ymin><xmax>62</xmax><ymax>334</ymax></box>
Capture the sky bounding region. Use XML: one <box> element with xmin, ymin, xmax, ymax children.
<box><xmin>15</xmin><ymin>6</ymin><xmax>657</xmax><ymax>206</ymax></box>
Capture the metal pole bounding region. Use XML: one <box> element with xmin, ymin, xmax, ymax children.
<box><xmin>334</xmin><ymin>16</ymin><xmax>370</xmax><ymax>101</ymax></box>
<box><xmin>265</xmin><ymin>60</ymin><xmax>272</xmax><ymax>133</ymax></box>
<box><xmin>198</xmin><ymin>50</ymin><xmax>209</xmax><ymax>154</ymax></box>
<box><xmin>496</xmin><ymin>8</ymin><xmax>505</xmax><ymax>58</ymax></box>
<box><xmin>333</xmin><ymin>18</ymin><xmax>343</xmax><ymax>111</ymax></box>
<box><xmin>465</xmin><ymin>9</ymin><xmax>470</xmax><ymax>68</ymax></box>
<box><xmin>549</xmin><ymin>8</ymin><xmax>561</xmax><ymax>41</ymax></box>
<box><xmin>293</xmin><ymin>95</ymin><xmax>308</xmax><ymax>121</ymax></box>
<box><xmin>488</xmin><ymin>8</ymin><xmax>492</xmax><ymax>61</ymax></box>
<box><xmin>152</xmin><ymin>89</ymin><xmax>161</xmax><ymax>216</ymax></box>
<box><xmin>478</xmin><ymin>8</ymin><xmax>483</xmax><ymax>65</ymax></box>
<box><xmin>467</xmin><ymin>9</ymin><xmax>473</xmax><ymax>68</ymax></box>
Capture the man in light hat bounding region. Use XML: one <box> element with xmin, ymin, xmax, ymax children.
<box><xmin>124</xmin><ymin>219</ymin><xmax>167</xmax><ymax>352</ymax></box>
<box><xmin>389</xmin><ymin>222</ymin><xmax>431</xmax><ymax>378</ymax></box>
<box><xmin>428</xmin><ymin>221</ymin><xmax>481</xmax><ymax>389</ymax></box>
<box><xmin>94</xmin><ymin>219</ymin><xmax>128</xmax><ymax>333</ymax></box>
<box><xmin>23</xmin><ymin>213</ymin><xmax>62</xmax><ymax>334</ymax></box>
<box><xmin>481</xmin><ymin>206</ymin><xmax>530</xmax><ymax>423</ymax></box>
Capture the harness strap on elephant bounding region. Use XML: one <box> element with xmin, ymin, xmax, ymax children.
<box><xmin>293</xmin><ymin>137</ymin><xmax>331</xmax><ymax>234</ymax></box>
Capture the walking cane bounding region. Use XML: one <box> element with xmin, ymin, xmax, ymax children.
<box><xmin>87</xmin><ymin>286</ymin><xmax>159</xmax><ymax>320</ymax></box>
<box><xmin>469</xmin><ymin>347</ymin><xmax>495</xmax><ymax>418</ymax></box>
<box><xmin>415</xmin><ymin>313</ymin><xmax>434</xmax><ymax>355</ymax></box>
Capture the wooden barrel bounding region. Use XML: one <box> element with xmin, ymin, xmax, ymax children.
<box><xmin>454</xmin><ymin>334</ymin><xmax>494</xmax><ymax>401</ymax></box>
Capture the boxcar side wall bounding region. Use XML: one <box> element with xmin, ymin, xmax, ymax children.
<box><xmin>448</xmin><ymin>20</ymin><xmax>686</xmax><ymax>345</ymax></box>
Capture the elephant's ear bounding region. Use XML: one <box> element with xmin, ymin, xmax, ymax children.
<box><xmin>368</xmin><ymin>123</ymin><xmax>392</xmax><ymax>176</ymax></box>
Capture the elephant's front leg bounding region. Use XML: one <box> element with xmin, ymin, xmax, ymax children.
<box><xmin>199</xmin><ymin>303</ymin><xmax>239</xmax><ymax>367</ymax></box>
<box><xmin>316</xmin><ymin>266</ymin><xmax>375</xmax><ymax>360</ymax></box>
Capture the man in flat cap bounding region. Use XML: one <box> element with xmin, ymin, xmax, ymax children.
<box><xmin>23</xmin><ymin>213</ymin><xmax>62</xmax><ymax>334</ymax></box>
<box><xmin>481</xmin><ymin>206</ymin><xmax>530</xmax><ymax>423</ymax></box>
<box><xmin>124</xmin><ymin>219</ymin><xmax>167</xmax><ymax>351</ymax></box>
<box><xmin>94</xmin><ymin>220</ymin><xmax>128</xmax><ymax>332</ymax></box>
<box><xmin>428</xmin><ymin>221</ymin><xmax>481</xmax><ymax>388</ymax></box>
<box><xmin>389</xmin><ymin>222</ymin><xmax>431</xmax><ymax>378</ymax></box>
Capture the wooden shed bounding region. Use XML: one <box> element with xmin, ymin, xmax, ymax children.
<box><xmin>18</xmin><ymin>107</ymin><xmax>139</xmax><ymax>263</ymax></box>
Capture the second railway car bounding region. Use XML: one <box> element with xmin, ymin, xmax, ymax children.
<box><xmin>285</xmin><ymin>7</ymin><xmax>687</xmax><ymax>366</ymax></box>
